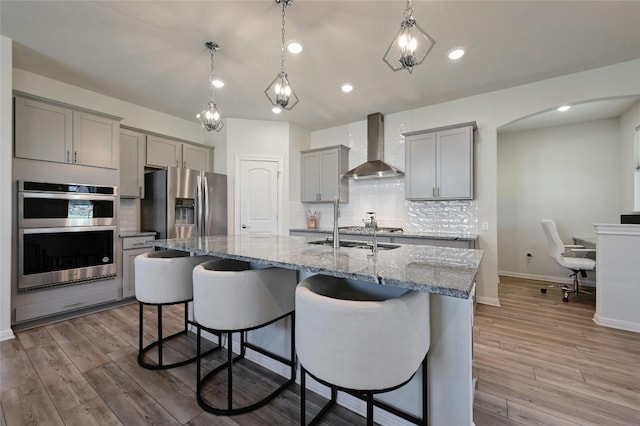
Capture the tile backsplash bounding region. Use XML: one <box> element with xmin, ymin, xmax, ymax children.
<box><xmin>293</xmin><ymin>179</ymin><xmax>477</xmax><ymax>235</ymax></box>
<box><xmin>292</xmin><ymin>111</ymin><xmax>478</xmax><ymax>235</ymax></box>
<box><xmin>119</xmin><ymin>198</ymin><xmax>139</xmax><ymax>232</ymax></box>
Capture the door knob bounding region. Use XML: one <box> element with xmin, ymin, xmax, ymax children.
<box><xmin>242</xmin><ymin>224</ymin><xmax>249</xmax><ymax>229</ymax></box>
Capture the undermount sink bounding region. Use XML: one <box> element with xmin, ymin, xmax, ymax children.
<box><xmin>307</xmin><ymin>239</ymin><xmax>401</xmax><ymax>250</ymax></box>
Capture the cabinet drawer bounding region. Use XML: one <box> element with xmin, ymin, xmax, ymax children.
<box><xmin>15</xmin><ymin>287</ymin><xmax>119</xmax><ymax>323</ymax></box>
<box><xmin>122</xmin><ymin>236</ymin><xmax>155</xmax><ymax>250</ymax></box>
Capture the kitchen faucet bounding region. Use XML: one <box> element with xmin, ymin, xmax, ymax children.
<box><xmin>363</xmin><ymin>212</ymin><xmax>378</xmax><ymax>255</ymax></box>
<box><xmin>333</xmin><ymin>196</ymin><xmax>340</xmax><ymax>249</ymax></box>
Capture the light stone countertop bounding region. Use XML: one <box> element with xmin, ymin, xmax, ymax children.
<box><xmin>151</xmin><ymin>235</ymin><xmax>483</xmax><ymax>299</ymax></box>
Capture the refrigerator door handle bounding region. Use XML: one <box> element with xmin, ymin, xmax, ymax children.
<box><xmin>202</xmin><ymin>174</ymin><xmax>209</xmax><ymax>236</ymax></box>
<box><xmin>195</xmin><ymin>174</ymin><xmax>203</xmax><ymax>236</ymax></box>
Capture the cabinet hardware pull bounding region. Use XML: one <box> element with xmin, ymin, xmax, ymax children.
<box><xmin>74</xmin><ymin>151</ymin><xmax>78</xmax><ymax>163</ymax></box>
<box><xmin>132</xmin><ymin>242</ymin><xmax>144</xmax><ymax>246</ymax></box>
<box><xmin>66</xmin><ymin>150</ymin><xmax>70</xmax><ymax>163</ymax></box>
<box><xmin>139</xmin><ymin>186</ymin><xmax>142</xmax><ymax>196</ymax></box>
<box><xmin>432</xmin><ymin>187</ymin><xmax>436</xmax><ymax>197</ymax></box>
<box><xmin>64</xmin><ymin>302</ymin><xmax>83</xmax><ymax>308</ymax></box>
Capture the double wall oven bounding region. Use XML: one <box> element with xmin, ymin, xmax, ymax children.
<box><xmin>18</xmin><ymin>181</ymin><xmax>117</xmax><ymax>292</ymax></box>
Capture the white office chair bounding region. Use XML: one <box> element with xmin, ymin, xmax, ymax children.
<box><xmin>540</xmin><ymin>219</ymin><xmax>596</xmax><ymax>302</ymax></box>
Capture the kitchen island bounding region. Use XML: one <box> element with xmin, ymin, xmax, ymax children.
<box><xmin>151</xmin><ymin>235</ymin><xmax>483</xmax><ymax>425</ymax></box>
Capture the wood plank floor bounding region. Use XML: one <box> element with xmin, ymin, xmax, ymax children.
<box><xmin>2</xmin><ymin>277</ymin><xmax>639</xmax><ymax>425</ymax></box>
<box><xmin>473</xmin><ymin>276</ymin><xmax>640</xmax><ymax>425</ymax></box>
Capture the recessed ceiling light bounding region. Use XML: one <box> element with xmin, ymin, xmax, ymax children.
<box><xmin>212</xmin><ymin>79</ymin><xmax>224</xmax><ymax>88</ymax></box>
<box><xmin>341</xmin><ymin>84</ymin><xmax>353</xmax><ymax>93</ymax></box>
<box><xmin>287</xmin><ymin>41</ymin><xmax>303</xmax><ymax>54</ymax></box>
<box><xmin>272</xmin><ymin>107</ymin><xmax>282</xmax><ymax>114</ymax></box>
<box><xmin>557</xmin><ymin>105</ymin><xmax>571</xmax><ymax>112</ymax></box>
<box><xmin>447</xmin><ymin>48</ymin><xmax>465</xmax><ymax>60</ymax></box>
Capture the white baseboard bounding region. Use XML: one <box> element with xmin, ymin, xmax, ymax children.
<box><xmin>593</xmin><ymin>313</ymin><xmax>640</xmax><ymax>333</ymax></box>
<box><xmin>499</xmin><ymin>270</ymin><xmax>595</xmax><ymax>287</ymax></box>
<box><xmin>476</xmin><ymin>296</ymin><xmax>500</xmax><ymax>307</ymax></box>
<box><xmin>0</xmin><ymin>328</ymin><xmax>15</xmax><ymax>341</ymax></box>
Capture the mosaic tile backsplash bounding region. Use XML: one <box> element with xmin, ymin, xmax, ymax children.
<box><xmin>292</xmin><ymin>111</ymin><xmax>478</xmax><ymax>236</ymax></box>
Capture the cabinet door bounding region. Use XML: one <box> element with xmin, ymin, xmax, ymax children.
<box><xmin>146</xmin><ymin>135</ymin><xmax>181</xmax><ymax>168</ymax></box>
<box><xmin>437</xmin><ymin>126</ymin><xmax>473</xmax><ymax>199</ymax></box>
<box><xmin>318</xmin><ymin>149</ymin><xmax>340</xmax><ymax>202</ymax></box>
<box><xmin>119</xmin><ymin>129</ymin><xmax>145</xmax><ymax>197</ymax></box>
<box><xmin>14</xmin><ymin>97</ymin><xmax>72</xmax><ymax>164</ymax></box>
<box><xmin>301</xmin><ymin>152</ymin><xmax>320</xmax><ymax>202</ymax></box>
<box><xmin>122</xmin><ymin>247</ymin><xmax>153</xmax><ymax>298</ymax></box>
<box><xmin>73</xmin><ymin>111</ymin><xmax>119</xmax><ymax>169</ymax></box>
<box><xmin>406</xmin><ymin>132</ymin><xmax>437</xmax><ymax>200</ymax></box>
<box><xmin>182</xmin><ymin>144</ymin><xmax>211</xmax><ymax>171</ymax></box>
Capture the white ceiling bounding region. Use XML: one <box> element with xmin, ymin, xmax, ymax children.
<box><xmin>1</xmin><ymin>1</ymin><xmax>639</xmax><ymax>131</ymax></box>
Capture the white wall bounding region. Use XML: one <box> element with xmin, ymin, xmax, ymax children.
<box><xmin>619</xmin><ymin>101</ymin><xmax>640</xmax><ymax>211</ymax></box>
<box><xmin>0</xmin><ymin>36</ymin><xmax>14</xmax><ymax>340</ymax></box>
<box><xmin>497</xmin><ymin>118</ymin><xmax>622</xmax><ymax>282</ymax></box>
<box><xmin>223</xmin><ymin>118</ymin><xmax>291</xmax><ymax>234</ymax></box>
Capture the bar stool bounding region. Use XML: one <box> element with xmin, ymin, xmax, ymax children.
<box><xmin>135</xmin><ymin>250</ymin><xmax>217</xmax><ymax>370</ymax></box>
<box><xmin>192</xmin><ymin>258</ymin><xmax>297</xmax><ymax>415</ymax></box>
<box><xmin>296</xmin><ymin>275</ymin><xmax>431</xmax><ymax>426</ymax></box>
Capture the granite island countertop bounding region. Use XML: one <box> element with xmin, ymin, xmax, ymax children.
<box><xmin>151</xmin><ymin>235</ymin><xmax>483</xmax><ymax>299</ymax></box>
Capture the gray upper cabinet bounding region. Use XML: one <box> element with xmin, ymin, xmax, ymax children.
<box><xmin>14</xmin><ymin>96</ymin><xmax>120</xmax><ymax>169</ymax></box>
<box><xmin>146</xmin><ymin>135</ymin><xmax>182</xmax><ymax>168</ymax></box>
<box><xmin>146</xmin><ymin>135</ymin><xmax>211</xmax><ymax>172</ymax></box>
<box><xmin>404</xmin><ymin>122</ymin><xmax>475</xmax><ymax>200</ymax></box>
<box><xmin>119</xmin><ymin>128</ymin><xmax>145</xmax><ymax>197</ymax></box>
<box><xmin>182</xmin><ymin>143</ymin><xmax>211</xmax><ymax>172</ymax></box>
<box><xmin>301</xmin><ymin>145</ymin><xmax>349</xmax><ymax>203</ymax></box>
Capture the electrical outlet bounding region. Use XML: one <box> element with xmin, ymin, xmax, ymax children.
<box><xmin>481</xmin><ymin>221</ymin><xmax>489</xmax><ymax>231</ymax></box>
<box><xmin>526</xmin><ymin>253</ymin><xmax>533</xmax><ymax>263</ymax></box>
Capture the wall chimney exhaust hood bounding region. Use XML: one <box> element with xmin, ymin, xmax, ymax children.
<box><xmin>342</xmin><ymin>113</ymin><xmax>404</xmax><ymax>179</ymax></box>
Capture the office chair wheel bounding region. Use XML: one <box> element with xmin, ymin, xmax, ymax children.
<box><xmin>540</xmin><ymin>288</ymin><xmax>547</xmax><ymax>294</ymax></box>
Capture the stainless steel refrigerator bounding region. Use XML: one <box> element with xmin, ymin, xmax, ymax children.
<box><xmin>142</xmin><ymin>167</ymin><xmax>227</xmax><ymax>239</ymax></box>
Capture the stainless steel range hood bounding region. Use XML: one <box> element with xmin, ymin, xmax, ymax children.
<box><xmin>342</xmin><ymin>113</ymin><xmax>404</xmax><ymax>179</ymax></box>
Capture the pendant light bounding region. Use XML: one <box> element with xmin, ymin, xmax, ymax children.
<box><xmin>265</xmin><ymin>0</ymin><xmax>299</xmax><ymax>111</ymax></box>
<box><xmin>383</xmin><ymin>0</ymin><xmax>435</xmax><ymax>74</ymax></box>
<box><xmin>197</xmin><ymin>42</ymin><xmax>224</xmax><ymax>132</ymax></box>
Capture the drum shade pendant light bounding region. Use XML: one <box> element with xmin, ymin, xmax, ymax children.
<box><xmin>197</xmin><ymin>42</ymin><xmax>224</xmax><ymax>132</ymax></box>
<box><xmin>265</xmin><ymin>0</ymin><xmax>299</xmax><ymax>111</ymax></box>
<box><xmin>383</xmin><ymin>0</ymin><xmax>435</xmax><ymax>74</ymax></box>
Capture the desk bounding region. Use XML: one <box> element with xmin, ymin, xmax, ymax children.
<box><xmin>151</xmin><ymin>235</ymin><xmax>484</xmax><ymax>425</ymax></box>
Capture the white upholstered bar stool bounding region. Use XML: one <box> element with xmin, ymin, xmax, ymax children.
<box><xmin>296</xmin><ymin>275</ymin><xmax>431</xmax><ymax>426</ymax></box>
<box><xmin>135</xmin><ymin>250</ymin><xmax>217</xmax><ymax>370</ymax></box>
<box><xmin>192</xmin><ymin>258</ymin><xmax>298</xmax><ymax>415</ymax></box>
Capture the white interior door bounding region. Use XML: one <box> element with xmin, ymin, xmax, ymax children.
<box><xmin>237</xmin><ymin>157</ymin><xmax>281</xmax><ymax>236</ymax></box>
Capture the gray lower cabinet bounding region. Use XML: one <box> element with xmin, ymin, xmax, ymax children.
<box><xmin>391</xmin><ymin>236</ymin><xmax>475</xmax><ymax>249</ymax></box>
<box><xmin>14</xmin><ymin>283</ymin><xmax>120</xmax><ymax>323</ymax></box>
<box><xmin>121</xmin><ymin>235</ymin><xmax>155</xmax><ymax>298</ymax></box>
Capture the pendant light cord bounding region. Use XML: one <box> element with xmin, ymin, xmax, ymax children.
<box><xmin>280</xmin><ymin>3</ymin><xmax>286</xmax><ymax>73</ymax></box>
